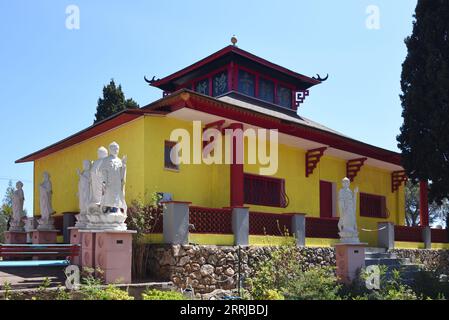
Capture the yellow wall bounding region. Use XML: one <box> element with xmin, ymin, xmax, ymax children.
<box><xmin>143</xmin><ymin>116</ymin><xmax>230</xmax><ymax>207</ymax></box>
<box><xmin>33</xmin><ymin>114</ymin><xmax>405</xmax><ymax>247</ymax></box>
<box><xmin>244</xmin><ymin>143</ymin><xmax>405</xmax><ymax>246</ymax></box>
<box><xmin>34</xmin><ymin>118</ymin><xmax>145</xmax><ymax>215</ymax></box>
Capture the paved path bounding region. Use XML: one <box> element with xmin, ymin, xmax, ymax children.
<box><xmin>0</xmin><ymin>266</ymin><xmax>65</xmax><ymax>289</ymax></box>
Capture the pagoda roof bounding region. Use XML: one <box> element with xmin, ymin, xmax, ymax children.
<box><xmin>150</xmin><ymin>45</ymin><xmax>321</xmax><ymax>92</ymax></box>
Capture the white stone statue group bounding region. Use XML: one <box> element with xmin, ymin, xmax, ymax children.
<box><xmin>338</xmin><ymin>177</ymin><xmax>359</xmax><ymax>243</ymax></box>
<box><xmin>76</xmin><ymin>141</ymin><xmax>128</xmax><ymax>231</ymax></box>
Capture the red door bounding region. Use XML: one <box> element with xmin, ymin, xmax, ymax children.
<box><xmin>320</xmin><ymin>181</ymin><xmax>333</xmax><ymax>218</ymax></box>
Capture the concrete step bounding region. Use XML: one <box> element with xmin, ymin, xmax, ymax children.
<box><xmin>365</xmin><ymin>247</ymin><xmax>387</xmax><ymax>254</ymax></box>
<box><xmin>365</xmin><ymin>252</ymin><xmax>397</xmax><ymax>259</ymax></box>
<box><xmin>365</xmin><ymin>258</ymin><xmax>405</xmax><ymax>267</ymax></box>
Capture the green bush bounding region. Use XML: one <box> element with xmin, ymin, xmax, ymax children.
<box><xmin>247</xmin><ymin>240</ymin><xmax>341</xmax><ymax>300</ymax></box>
<box><xmin>247</xmin><ymin>243</ymin><xmax>301</xmax><ymax>299</ymax></box>
<box><xmin>286</xmin><ymin>267</ymin><xmax>342</xmax><ymax>300</ymax></box>
<box><xmin>411</xmin><ymin>270</ymin><xmax>449</xmax><ymax>300</ymax></box>
<box><xmin>80</xmin><ymin>285</ymin><xmax>134</xmax><ymax>300</ymax></box>
<box><xmin>262</xmin><ymin>289</ymin><xmax>284</xmax><ymax>300</ymax></box>
<box><xmin>344</xmin><ymin>267</ymin><xmax>418</xmax><ymax>300</ymax></box>
<box><xmin>142</xmin><ymin>289</ymin><xmax>185</xmax><ymax>300</ymax></box>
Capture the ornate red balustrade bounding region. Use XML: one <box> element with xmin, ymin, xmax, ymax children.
<box><xmin>189</xmin><ymin>206</ymin><xmax>233</xmax><ymax>234</ymax></box>
<box><xmin>305</xmin><ymin>217</ymin><xmax>339</xmax><ymax>239</ymax></box>
<box><xmin>431</xmin><ymin>228</ymin><xmax>449</xmax><ymax>243</ymax></box>
<box><xmin>394</xmin><ymin>225</ymin><xmax>423</xmax><ymax>242</ymax></box>
<box><xmin>249</xmin><ymin>211</ymin><xmax>293</xmax><ymax>236</ymax></box>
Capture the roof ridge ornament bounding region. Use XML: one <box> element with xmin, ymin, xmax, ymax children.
<box><xmin>144</xmin><ymin>75</ymin><xmax>160</xmax><ymax>86</ymax></box>
<box><xmin>312</xmin><ymin>74</ymin><xmax>329</xmax><ymax>82</ymax></box>
<box><xmin>231</xmin><ymin>35</ymin><xmax>238</xmax><ymax>46</ymax></box>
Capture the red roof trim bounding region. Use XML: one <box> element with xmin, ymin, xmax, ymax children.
<box><xmin>17</xmin><ymin>89</ymin><xmax>402</xmax><ymax>167</ymax></box>
<box><xmin>151</xmin><ymin>45</ymin><xmax>320</xmax><ymax>88</ymax></box>
<box><xmin>15</xmin><ymin>109</ymin><xmax>159</xmax><ymax>163</ymax></box>
<box><xmin>143</xmin><ymin>90</ymin><xmax>402</xmax><ymax>166</ymax></box>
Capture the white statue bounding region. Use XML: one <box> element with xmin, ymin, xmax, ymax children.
<box><xmin>9</xmin><ymin>181</ymin><xmax>25</xmax><ymax>232</ymax></box>
<box><xmin>75</xmin><ymin>160</ymin><xmax>91</xmax><ymax>228</ymax></box>
<box><xmin>85</xmin><ymin>142</ymin><xmax>127</xmax><ymax>231</ymax></box>
<box><xmin>100</xmin><ymin>141</ymin><xmax>127</xmax><ymax>214</ymax></box>
<box><xmin>338</xmin><ymin>177</ymin><xmax>359</xmax><ymax>243</ymax></box>
<box><xmin>38</xmin><ymin>171</ymin><xmax>55</xmax><ymax>230</ymax></box>
<box><xmin>89</xmin><ymin>146</ymin><xmax>108</xmax><ymax>207</ymax></box>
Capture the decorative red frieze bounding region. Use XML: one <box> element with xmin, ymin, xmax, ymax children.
<box><xmin>305</xmin><ymin>147</ymin><xmax>327</xmax><ymax>177</ymax></box>
<box><xmin>346</xmin><ymin>158</ymin><xmax>367</xmax><ymax>182</ymax></box>
<box><xmin>391</xmin><ymin>170</ymin><xmax>407</xmax><ymax>192</ymax></box>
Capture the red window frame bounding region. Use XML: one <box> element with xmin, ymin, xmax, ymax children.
<box><xmin>244</xmin><ymin>173</ymin><xmax>288</xmax><ymax>208</ymax></box>
<box><xmin>235</xmin><ymin>64</ymin><xmax>297</xmax><ymax>109</ymax></box>
<box><xmin>178</xmin><ymin>66</ymin><xmax>230</xmax><ymax>97</ymax></box>
<box><xmin>359</xmin><ymin>193</ymin><xmax>387</xmax><ymax>218</ymax></box>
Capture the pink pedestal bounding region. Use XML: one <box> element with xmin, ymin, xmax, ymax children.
<box><xmin>69</xmin><ymin>227</ymin><xmax>82</xmax><ymax>265</ymax></box>
<box><xmin>4</xmin><ymin>231</ymin><xmax>27</xmax><ymax>244</ymax></box>
<box><xmin>79</xmin><ymin>230</ymin><xmax>135</xmax><ymax>284</ymax></box>
<box><xmin>80</xmin><ymin>231</ymin><xmax>96</xmax><ymax>269</ymax></box>
<box><xmin>335</xmin><ymin>243</ymin><xmax>367</xmax><ymax>284</ymax></box>
<box><xmin>31</xmin><ymin>230</ymin><xmax>59</xmax><ymax>244</ymax></box>
<box><xmin>94</xmin><ymin>231</ymin><xmax>135</xmax><ymax>284</ymax></box>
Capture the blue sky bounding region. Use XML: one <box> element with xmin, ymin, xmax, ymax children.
<box><xmin>0</xmin><ymin>0</ymin><xmax>417</xmax><ymax>213</ymax></box>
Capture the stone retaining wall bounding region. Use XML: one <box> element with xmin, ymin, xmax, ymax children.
<box><xmin>391</xmin><ymin>249</ymin><xmax>449</xmax><ymax>274</ymax></box>
<box><xmin>147</xmin><ymin>244</ymin><xmax>336</xmax><ymax>294</ymax></box>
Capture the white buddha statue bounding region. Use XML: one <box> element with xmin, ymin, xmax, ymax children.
<box><xmin>338</xmin><ymin>177</ymin><xmax>359</xmax><ymax>243</ymax></box>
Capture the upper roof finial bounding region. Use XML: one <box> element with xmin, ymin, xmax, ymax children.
<box><xmin>231</xmin><ymin>35</ymin><xmax>238</xmax><ymax>46</ymax></box>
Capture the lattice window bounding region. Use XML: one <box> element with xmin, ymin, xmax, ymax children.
<box><xmin>212</xmin><ymin>72</ymin><xmax>228</xmax><ymax>97</ymax></box>
<box><xmin>189</xmin><ymin>206</ymin><xmax>233</xmax><ymax>234</ymax></box>
<box><xmin>244</xmin><ymin>173</ymin><xmax>288</xmax><ymax>208</ymax></box>
<box><xmin>360</xmin><ymin>193</ymin><xmax>387</xmax><ymax>218</ymax></box>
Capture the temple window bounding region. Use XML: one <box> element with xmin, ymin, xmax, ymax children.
<box><xmin>195</xmin><ymin>78</ymin><xmax>209</xmax><ymax>96</ymax></box>
<box><xmin>277</xmin><ymin>85</ymin><xmax>292</xmax><ymax>108</ymax></box>
<box><xmin>212</xmin><ymin>71</ymin><xmax>228</xmax><ymax>97</ymax></box>
<box><xmin>244</xmin><ymin>173</ymin><xmax>287</xmax><ymax>207</ymax></box>
<box><xmin>359</xmin><ymin>193</ymin><xmax>387</xmax><ymax>218</ymax></box>
<box><xmin>258</xmin><ymin>77</ymin><xmax>275</xmax><ymax>103</ymax></box>
<box><xmin>164</xmin><ymin>141</ymin><xmax>179</xmax><ymax>171</ymax></box>
<box><xmin>238</xmin><ymin>69</ymin><xmax>255</xmax><ymax>97</ymax></box>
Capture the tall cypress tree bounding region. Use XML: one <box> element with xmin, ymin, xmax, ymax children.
<box><xmin>94</xmin><ymin>79</ymin><xmax>139</xmax><ymax>124</ymax></box>
<box><xmin>397</xmin><ymin>0</ymin><xmax>449</xmax><ymax>203</ymax></box>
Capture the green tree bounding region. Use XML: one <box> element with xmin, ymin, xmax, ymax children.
<box><xmin>0</xmin><ymin>180</ymin><xmax>14</xmax><ymax>241</ymax></box>
<box><xmin>397</xmin><ymin>0</ymin><xmax>449</xmax><ymax>204</ymax></box>
<box><xmin>93</xmin><ymin>79</ymin><xmax>139</xmax><ymax>124</ymax></box>
<box><xmin>405</xmin><ymin>181</ymin><xmax>449</xmax><ymax>227</ymax></box>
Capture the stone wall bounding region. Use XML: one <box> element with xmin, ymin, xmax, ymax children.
<box><xmin>391</xmin><ymin>249</ymin><xmax>449</xmax><ymax>274</ymax></box>
<box><xmin>147</xmin><ymin>244</ymin><xmax>336</xmax><ymax>294</ymax></box>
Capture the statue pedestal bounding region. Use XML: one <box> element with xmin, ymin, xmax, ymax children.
<box><xmin>334</xmin><ymin>243</ymin><xmax>367</xmax><ymax>284</ymax></box>
<box><xmin>31</xmin><ymin>230</ymin><xmax>59</xmax><ymax>244</ymax></box>
<box><xmin>68</xmin><ymin>227</ymin><xmax>82</xmax><ymax>265</ymax></box>
<box><xmin>79</xmin><ymin>230</ymin><xmax>135</xmax><ymax>284</ymax></box>
<box><xmin>4</xmin><ymin>231</ymin><xmax>27</xmax><ymax>244</ymax></box>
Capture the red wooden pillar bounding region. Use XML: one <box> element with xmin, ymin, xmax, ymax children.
<box><xmin>419</xmin><ymin>180</ymin><xmax>429</xmax><ymax>227</ymax></box>
<box><xmin>230</xmin><ymin>123</ymin><xmax>244</xmax><ymax>207</ymax></box>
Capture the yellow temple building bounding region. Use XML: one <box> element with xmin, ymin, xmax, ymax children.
<box><xmin>17</xmin><ymin>44</ymin><xmax>438</xmax><ymax>248</ymax></box>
